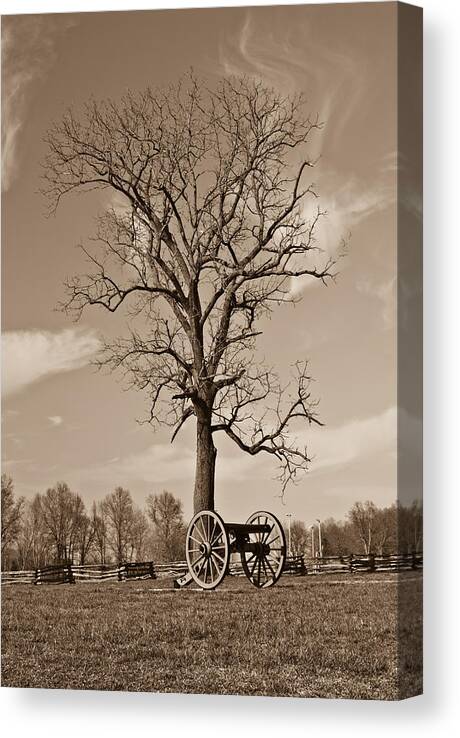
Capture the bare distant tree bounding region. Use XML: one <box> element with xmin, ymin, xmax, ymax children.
<box><xmin>91</xmin><ymin>501</ymin><xmax>108</xmax><ymax>564</ymax></box>
<box><xmin>289</xmin><ymin>519</ymin><xmax>308</xmax><ymax>556</ymax></box>
<box><xmin>43</xmin><ymin>75</ymin><xmax>336</xmax><ymax>513</ymax></box>
<box><xmin>128</xmin><ymin>508</ymin><xmax>150</xmax><ymax>561</ymax></box>
<box><xmin>348</xmin><ymin>501</ymin><xmax>380</xmax><ymax>555</ymax></box>
<box><xmin>1</xmin><ymin>475</ymin><xmax>24</xmax><ymax>568</ymax></box>
<box><xmin>397</xmin><ymin>500</ymin><xmax>423</xmax><ymax>553</ymax></box>
<box><xmin>373</xmin><ymin>505</ymin><xmax>397</xmax><ymax>555</ymax></box>
<box><xmin>102</xmin><ymin>487</ymin><xmax>134</xmax><ymax>563</ymax></box>
<box><xmin>16</xmin><ymin>495</ymin><xmax>50</xmax><ymax>569</ymax></box>
<box><xmin>146</xmin><ymin>490</ymin><xmax>185</xmax><ymax>561</ymax></box>
<box><xmin>38</xmin><ymin>482</ymin><xmax>86</xmax><ymax>563</ymax></box>
<box><xmin>74</xmin><ymin>511</ymin><xmax>94</xmax><ymax>565</ymax></box>
<box><xmin>321</xmin><ymin>518</ymin><xmax>355</xmax><ymax>556</ymax></box>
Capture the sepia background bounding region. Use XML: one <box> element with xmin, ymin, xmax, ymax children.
<box><xmin>2</xmin><ymin>2</ymin><xmax>420</xmax><ymax>524</ymax></box>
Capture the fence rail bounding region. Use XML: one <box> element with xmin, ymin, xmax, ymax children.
<box><xmin>1</xmin><ymin>552</ymin><xmax>422</xmax><ymax>586</ymax></box>
<box><xmin>1</xmin><ymin>561</ymin><xmax>157</xmax><ymax>586</ymax></box>
<box><xmin>304</xmin><ymin>552</ymin><xmax>423</xmax><ymax>574</ymax></box>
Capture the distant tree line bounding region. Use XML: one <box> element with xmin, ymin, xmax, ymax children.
<box><xmin>285</xmin><ymin>500</ymin><xmax>423</xmax><ymax>558</ymax></box>
<box><xmin>1</xmin><ymin>474</ymin><xmax>422</xmax><ymax>570</ymax></box>
<box><xmin>1</xmin><ymin>474</ymin><xmax>185</xmax><ymax>571</ymax></box>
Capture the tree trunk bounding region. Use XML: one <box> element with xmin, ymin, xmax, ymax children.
<box><xmin>194</xmin><ymin>413</ymin><xmax>217</xmax><ymax>513</ymax></box>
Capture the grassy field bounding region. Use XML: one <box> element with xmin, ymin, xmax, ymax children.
<box><xmin>1</xmin><ymin>572</ymin><xmax>422</xmax><ymax>700</ymax></box>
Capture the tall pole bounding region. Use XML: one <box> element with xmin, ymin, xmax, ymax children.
<box><xmin>310</xmin><ymin>525</ymin><xmax>315</xmax><ymax>559</ymax></box>
<box><xmin>286</xmin><ymin>513</ymin><xmax>292</xmax><ymax>556</ymax></box>
<box><xmin>316</xmin><ymin>518</ymin><xmax>323</xmax><ymax>559</ymax></box>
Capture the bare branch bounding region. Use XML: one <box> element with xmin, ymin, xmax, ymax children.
<box><xmin>211</xmin><ymin>362</ymin><xmax>322</xmax><ymax>492</ymax></box>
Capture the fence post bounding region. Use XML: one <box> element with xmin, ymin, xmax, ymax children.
<box><xmin>118</xmin><ymin>563</ymin><xmax>123</xmax><ymax>581</ymax></box>
<box><xmin>34</xmin><ymin>568</ymin><xmax>39</xmax><ymax>585</ymax></box>
<box><xmin>412</xmin><ymin>551</ymin><xmax>417</xmax><ymax>570</ymax></box>
<box><xmin>68</xmin><ymin>562</ymin><xmax>75</xmax><ymax>584</ymax></box>
<box><xmin>369</xmin><ymin>553</ymin><xmax>375</xmax><ymax>572</ymax></box>
<box><xmin>299</xmin><ymin>555</ymin><xmax>306</xmax><ymax>576</ymax></box>
<box><xmin>349</xmin><ymin>554</ymin><xmax>353</xmax><ymax>573</ymax></box>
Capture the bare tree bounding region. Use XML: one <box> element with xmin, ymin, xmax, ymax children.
<box><xmin>1</xmin><ymin>475</ymin><xmax>24</xmax><ymax>569</ymax></box>
<box><xmin>321</xmin><ymin>518</ymin><xmax>355</xmax><ymax>556</ymax></box>
<box><xmin>102</xmin><ymin>487</ymin><xmax>134</xmax><ymax>563</ymax></box>
<box><xmin>16</xmin><ymin>495</ymin><xmax>50</xmax><ymax>570</ymax></box>
<box><xmin>74</xmin><ymin>511</ymin><xmax>94</xmax><ymax>565</ymax></box>
<box><xmin>146</xmin><ymin>490</ymin><xmax>185</xmax><ymax>562</ymax></box>
<box><xmin>348</xmin><ymin>501</ymin><xmax>380</xmax><ymax>555</ymax></box>
<box><xmin>91</xmin><ymin>501</ymin><xmax>108</xmax><ymax>564</ymax></box>
<box><xmin>397</xmin><ymin>500</ymin><xmax>423</xmax><ymax>553</ymax></box>
<box><xmin>288</xmin><ymin>519</ymin><xmax>308</xmax><ymax>556</ymax></box>
<box><xmin>373</xmin><ymin>505</ymin><xmax>397</xmax><ymax>555</ymax></box>
<box><xmin>43</xmin><ymin>75</ymin><xmax>336</xmax><ymax>513</ymax></box>
<box><xmin>127</xmin><ymin>507</ymin><xmax>150</xmax><ymax>562</ymax></box>
<box><xmin>38</xmin><ymin>482</ymin><xmax>86</xmax><ymax>563</ymax></box>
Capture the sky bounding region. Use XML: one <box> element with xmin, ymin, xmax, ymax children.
<box><xmin>1</xmin><ymin>2</ymin><xmax>422</xmax><ymax>525</ymax></box>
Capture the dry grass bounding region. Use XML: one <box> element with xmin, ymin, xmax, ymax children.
<box><xmin>1</xmin><ymin>572</ymin><xmax>422</xmax><ymax>700</ymax></box>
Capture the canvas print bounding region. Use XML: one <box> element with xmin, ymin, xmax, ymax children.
<box><xmin>1</xmin><ymin>2</ymin><xmax>422</xmax><ymax>699</ymax></box>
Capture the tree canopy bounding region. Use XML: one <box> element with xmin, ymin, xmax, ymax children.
<box><xmin>43</xmin><ymin>75</ymin><xmax>335</xmax><ymax>511</ymax></box>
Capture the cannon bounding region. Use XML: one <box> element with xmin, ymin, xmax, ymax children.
<box><xmin>175</xmin><ymin>510</ymin><xmax>286</xmax><ymax>590</ymax></box>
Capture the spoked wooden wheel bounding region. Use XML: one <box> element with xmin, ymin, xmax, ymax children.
<box><xmin>241</xmin><ymin>511</ymin><xmax>286</xmax><ymax>588</ymax></box>
<box><xmin>185</xmin><ymin>510</ymin><xmax>230</xmax><ymax>590</ymax></box>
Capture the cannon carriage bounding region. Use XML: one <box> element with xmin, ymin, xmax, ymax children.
<box><xmin>175</xmin><ymin>510</ymin><xmax>286</xmax><ymax>590</ymax></box>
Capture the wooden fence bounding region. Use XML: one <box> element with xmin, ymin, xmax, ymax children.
<box><xmin>1</xmin><ymin>552</ymin><xmax>422</xmax><ymax>586</ymax></box>
<box><xmin>1</xmin><ymin>561</ymin><xmax>157</xmax><ymax>586</ymax></box>
<box><xmin>304</xmin><ymin>552</ymin><xmax>423</xmax><ymax>574</ymax></box>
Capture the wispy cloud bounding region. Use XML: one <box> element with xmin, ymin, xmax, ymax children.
<box><xmin>74</xmin><ymin>408</ymin><xmax>400</xmax><ymax>506</ymax></box>
<box><xmin>217</xmin><ymin>12</ymin><xmax>395</xmax><ymax>303</ymax></box>
<box><xmin>1</xmin><ymin>16</ymin><xmax>77</xmax><ymax>191</ymax></box>
<box><xmin>99</xmin><ymin>443</ymin><xmax>196</xmax><ymax>485</ymax></box>
<box><xmin>401</xmin><ymin>187</ymin><xmax>422</xmax><ymax>220</ymax></box>
<box><xmin>1</xmin><ymin>328</ymin><xmax>100</xmax><ymax>397</ymax></box>
<box><xmin>301</xmin><ymin>406</ymin><xmax>397</xmax><ymax>475</ymax></box>
<box><xmin>1</xmin><ymin>458</ymin><xmax>34</xmax><ymax>469</ymax></box>
<box><xmin>48</xmin><ymin>415</ymin><xmax>63</xmax><ymax>427</ymax></box>
<box><xmin>356</xmin><ymin>277</ymin><xmax>396</xmax><ymax>330</ymax></box>
<box><xmin>290</xmin><ymin>176</ymin><xmax>395</xmax><ymax>297</ymax></box>
<box><xmin>318</xmin><ymin>175</ymin><xmax>395</xmax><ymax>253</ymax></box>
<box><xmin>84</xmin><ymin>438</ymin><xmax>261</xmax><ymax>491</ymax></box>
<box><xmin>218</xmin><ymin>12</ymin><xmax>369</xmax><ymax>152</ymax></box>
